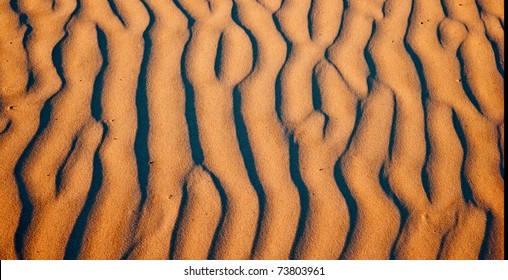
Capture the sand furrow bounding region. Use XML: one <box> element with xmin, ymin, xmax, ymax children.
<box><xmin>22</xmin><ymin>121</ymin><xmax>102</xmax><ymax>259</ymax></box>
<box><xmin>171</xmin><ymin>167</ymin><xmax>222</xmax><ymax>260</ymax></box>
<box><xmin>406</xmin><ymin>0</ymin><xmax>504</xmax><ymax>260</ymax></box>
<box><xmin>452</xmin><ymin>108</ymin><xmax>504</xmax><ymax>259</ymax></box>
<box><xmin>176</xmin><ymin>0</ymin><xmax>259</xmax><ymax>260</ymax></box>
<box><xmin>0</xmin><ymin>0</ymin><xmax>76</xmax><ymax>260</ymax></box>
<box><xmin>18</xmin><ymin>11</ymin><xmax>104</xmax><ymax>259</ymax></box>
<box><xmin>77</xmin><ymin>0</ymin><xmax>149</xmax><ymax>260</ymax></box>
<box><xmin>0</xmin><ymin>2</ymin><xmax>27</xmax><ymax>259</ymax></box>
<box><xmin>477</xmin><ymin>0</ymin><xmax>505</xmax><ymax>75</ymax></box>
<box><xmin>0</xmin><ymin>1</ymin><xmax>28</xmax><ymax>99</ymax></box>
<box><xmin>275</xmin><ymin>0</ymin><xmax>354</xmax><ymax>260</ymax></box>
<box><xmin>276</xmin><ymin>0</ymin><xmax>319</xmax><ymax>129</ymax></box>
<box><xmin>442</xmin><ymin>0</ymin><xmax>504</xmax><ymax>124</ymax></box>
<box><xmin>404</xmin><ymin>0</ymin><xmax>474</xmax><ymax>259</ymax></box>
<box><xmin>438</xmin><ymin>203</ymin><xmax>487</xmax><ymax>259</ymax></box>
<box><xmin>234</xmin><ymin>0</ymin><xmax>300</xmax><ymax>260</ymax></box>
<box><xmin>402</xmin><ymin>101</ymin><xmax>465</xmax><ymax>259</ymax></box>
<box><xmin>368</xmin><ymin>0</ymin><xmax>436</xmax><ymax>260</ymax></box>
<box><xmin>339</xmin><ymin>82</ymin><xmax>401</xmax><ymax>260</ymax></box>
<box><xmin>126</xmin><ymin>0</ymin><xmax>194</xmax><ymax>260</ymax></box>
<box><xmin>326</xmin><ymin>0</ymin><xmax>383</xmax><ymax>99</ymax></box>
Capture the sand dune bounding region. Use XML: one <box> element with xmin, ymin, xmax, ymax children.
<box><xmin>0</xmin><ymin>0</ymin><xmax>504</xmax><ymax>260</ymax></box>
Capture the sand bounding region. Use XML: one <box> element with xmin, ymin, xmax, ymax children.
<box><xmin>0</xmin><ymin>0</ymin><xmax>504</xmax><ymax>260</ymax></box>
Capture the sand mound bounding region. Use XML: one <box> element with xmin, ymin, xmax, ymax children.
<box><xmin>0</xmin><ymin>0</ymin><xmax>504</xmax><ymax>260</ymax></box>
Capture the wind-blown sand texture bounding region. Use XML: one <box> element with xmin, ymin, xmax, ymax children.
<box><xmin>0</xmin><ymin>0</ymin><xmax>504</xmax><ymax>260</ymax></box>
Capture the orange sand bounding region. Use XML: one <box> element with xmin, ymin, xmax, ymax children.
<box><xmin>0</xmin><ymin>0</ymin><xmax>504</xmax><ymax>260</ymax></box>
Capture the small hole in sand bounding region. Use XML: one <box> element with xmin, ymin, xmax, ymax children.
<box><xmin>8</xmin><ymin>106</ymin><xmax>15</xmax><ymax>110</ymax></box>
<box><xmin>149</xmin><ymin>161</ymin><xmax>154</xmax><ymax>164</ymax></box>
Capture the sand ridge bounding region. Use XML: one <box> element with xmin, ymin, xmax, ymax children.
<box><xmin>0</xmin><ymin>0</ymin><xmax>504</xmax><ymax>260</ymax></box>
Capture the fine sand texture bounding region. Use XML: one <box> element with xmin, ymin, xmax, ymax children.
<box><xmin>0</xmin><ymin>0</ymin><xmax>504</xmax><ymax>260</ymax></box>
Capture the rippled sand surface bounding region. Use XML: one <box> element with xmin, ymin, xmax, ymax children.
<box><xmin>0</xmin><ymin>0</ymin><xmax>504</xmax><ymax>260</ymax></box>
